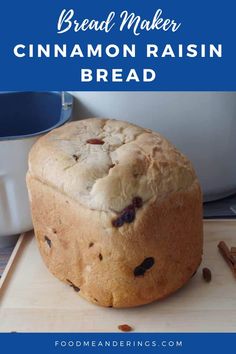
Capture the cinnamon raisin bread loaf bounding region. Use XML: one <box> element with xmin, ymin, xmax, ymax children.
<box><xmin>27</xmin><ymin>118</ymin><xmax>203</xmax><ymax>308</ymax></box>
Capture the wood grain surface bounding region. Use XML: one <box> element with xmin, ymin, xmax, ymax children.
<box><xmin>0</xmin><ymin>220</ymin><xmax>236</xmax><ymax>332</ymax></box>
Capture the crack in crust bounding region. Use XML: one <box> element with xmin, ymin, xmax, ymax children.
<box><xmin>28</xmin><ymin>118</ymin><xmax>197</xmax><ymax>214</ymax></box>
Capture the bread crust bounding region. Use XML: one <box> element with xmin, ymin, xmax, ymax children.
<box><xmin>28</xmin><ymin>118</ymin><xmax>197</xmax><ymax>214</ymax></box>
<box><xmin>27</xmin><ymin>174</ymin><xmax>203</xmax><ymax>308</ymax></box>
<box><xmin>27</xmin><ymin>118</ymin><xmax>203</xmax><ymax>307</ymax></box>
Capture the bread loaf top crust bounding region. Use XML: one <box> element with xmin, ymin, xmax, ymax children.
<box><xmin>28</xmin><ymin>118</ymin><xmax>197</xmax><ymax>213</ymax></box>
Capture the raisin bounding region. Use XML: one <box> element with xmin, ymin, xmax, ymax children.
<box><xmin>132</xmin><ymin>196</ymin><xmax>143</xmax><ymax>208</ymax></box>
<box><xmin>72</xmin><ymin>154</ymin><xmax>79</xmax><ymax>161</ymax></box>
<box><xmin>141</xmin><ymin>257</ymin><xmax>155</xmax><ymax>270</ymax></box>
<box><xmin>89</xmin><ymin>242</ymin><xmax>94</xmax><ymax>248</ymax></box>
<box><xmin>66</xmin><ymin>279</ymin><xmax>80</xmax><ymax>292</ymax></box>
<box><xmin>134</xmin><ymin>257</ymin><xmax>155</xmax><ymax>277</ymax></box>
<box><xmin>202</xmin><ymin>268</ymin><xmax>212</xmax><ymax>283</ymax></box>
<box><xmin>123</xmin><ymin>204</ymin><xmax>135</xmax><ymax>213</ymax></box>
<box><xmin>118</xmin><ymin>324</ymin><xmax>133</xmax><ymax>332</ymax></box>
<box><xmin>134</xmin><ymin>266</ymin><xmax>146</xmax><ymax>277</ymax></box>
<box><xmin>87</xmin><ymin>138</ymin><xmax>104</xmax><ymax>145</ymax></box>
<box><xmin>99</xmin><ymin>253</ymin><xmax>103</xmax><ymax>261</ymax></box>
<box><xmin>121</xmin><ymin>208</ymin><xmax>135</xmax><ymax>223</ymax></box>
<box><xmin>72</xmin><ymin>285</ymin><xmax>80</xmax><ymax>292</ymax></box>
<box><xmin>112</xmin><ymin>202</ymin><xmax>137</xmax><ymax>228</ymax></box>
<box><xmin>112</xmin><ymin>217</ymin><xmax>124</xmax><ymax>228</ymax></box>
<box><xmin>44</xmin><ymin>236</ymin><xmax>51</xmax><ymax>248</ymax></box>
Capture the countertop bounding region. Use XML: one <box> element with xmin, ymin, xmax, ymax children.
<box><xmin>0</xmin><ymin>220</ymin><xmax>236</xmax><ymax>332</ymax></box>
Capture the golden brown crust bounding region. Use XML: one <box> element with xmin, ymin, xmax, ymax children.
<box><xmin>27</xmin><ymin>118</ymin><xmax>203</xmax><ymax>307</ymax></box>
<box><xmin>27</xmin><ymin>174</ymin><xmax>203</xmax><ymax>308</ymax></box>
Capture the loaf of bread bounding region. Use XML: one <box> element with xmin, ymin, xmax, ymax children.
<box><xmin>27</xmin><ymin>118</ymin><xmax>203</xmax><ymax>308</ymax></box>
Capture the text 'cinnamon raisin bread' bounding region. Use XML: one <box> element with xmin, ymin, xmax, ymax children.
<box><xmin>26</xmin><ymin>118</ymin><xmax>203</xmax><ymax>308</ymax></box>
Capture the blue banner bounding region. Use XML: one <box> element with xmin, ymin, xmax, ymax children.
<box><xmin>0</xmin><ymin>0</ymin><xmax>235</xmax><ymax>90</ymax></box>
<box><xmin>1</xmin><ymin>333</ymin><xmax>236</xmax><ymax>354</ymax></box>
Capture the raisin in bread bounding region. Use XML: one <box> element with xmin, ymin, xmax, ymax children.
<box><xmin>27</xmin><ymin>118</ymin><xmax>203</xmax><ymax>308</ymax></box>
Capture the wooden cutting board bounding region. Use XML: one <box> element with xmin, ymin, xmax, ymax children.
<box><xmin>0</xmin><ymin>220</ymin><xmax>236</xmax><ymax>332</ymax></box>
